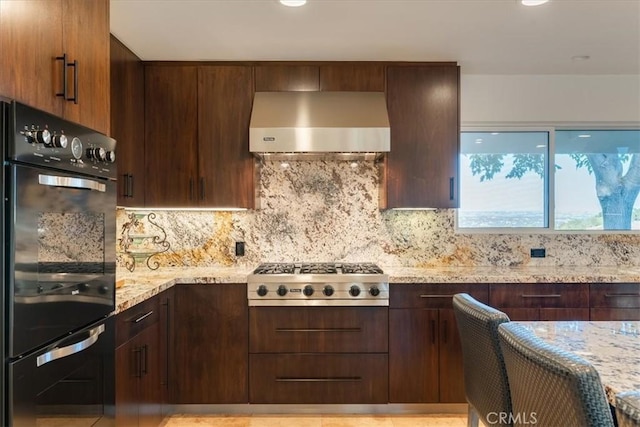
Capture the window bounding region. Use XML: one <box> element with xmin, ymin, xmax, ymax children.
<box><xmin>458</xmin><ymin>128</ymin><xmax>640</xmax><ymax>232</ymax></box>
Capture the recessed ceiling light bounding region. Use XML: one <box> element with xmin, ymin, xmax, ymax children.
<box><xmin>536</xmin><ymin>144</ymin><xmax>546</xmax><ymax>148</ymax></box>
<box><xmin>578</xmin><ymin>134</ymin><xmax>592</xmax><ymax>138</ymax></box>
<box><xmin>280</xmin><ymin>0</ymin><xmax>306</xmax><ymax>6</ymax></box>
<box><xmin>491</xmin><ymin>132</ymin><xmax>500</xmax><ymax>135</ymax></box>
<box><xmin>520</xmin><ymin>0</ymin><xmax>549</xmax><ymax>5</ymax></box>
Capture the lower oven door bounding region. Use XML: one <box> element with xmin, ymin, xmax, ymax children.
<box><xmin>8</xmin><ymin>163</ymin><xmax>116</xmax><ymax>357</ymax></box>
<box><xmin>8</xmin><ymin>317</ymin><xmax>115</xmax><ymax>427</ymax></box>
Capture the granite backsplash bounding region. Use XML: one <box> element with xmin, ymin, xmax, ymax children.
<box><xmin>116</xmin><ymin>160</ymin><xmax>640</xmax><ymax>273</ymax></box>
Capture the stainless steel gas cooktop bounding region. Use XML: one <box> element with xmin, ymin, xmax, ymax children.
<box><xmin>247</xmin><ymin>262</ymin><xmax>389</xmax><ymax>306</ymax></box>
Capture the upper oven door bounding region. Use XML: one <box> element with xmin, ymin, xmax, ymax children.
<box><xmin>7</xmin><ymin>163</ymin><xmax>116</xmax><ymax>357</ymax></box>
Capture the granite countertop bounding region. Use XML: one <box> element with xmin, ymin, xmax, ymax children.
<box><xmin>517</xmin><ymin>320</ymin><xmax>640</xmax><ymax>407</ymax></box>
<box><xmin>115</xmin><ymin>265</ymin><xmax>640</xmax><ymax>314</ymax></box>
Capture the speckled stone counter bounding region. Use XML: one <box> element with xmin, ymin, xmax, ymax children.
<box><xmin>516</xmin><ymin>320</ymin><xmax>640</xmax><ymax>407</ymax></box>
<box><xmin>115</xmin><ymin>265</ymin><xmax>640</xmax><ymax>314</ymax></box>
<box><xmin>385</xmin><ymin>266</ymin><xmax>640</xmax><ymax>284</ymax></box>
<box><xmin>115</xmin><ymin>267</ymin><xmax>251</xmax><ymax>313</ymax></box>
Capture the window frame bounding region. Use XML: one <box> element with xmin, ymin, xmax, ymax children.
<box><xmin>457</xmin><ymin>124</ymin><xmax>640</xmax><ymax>235</ymax></box>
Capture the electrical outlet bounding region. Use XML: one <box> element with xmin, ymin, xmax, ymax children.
<box><xmin>530</xmin><ymin>248</ymin><xmax>546</xmax><ymax>258</ymax></box>
<box><xmin>235</xmin><ymin>241</ymin><xmax>245</xmax><ymax>257</ymax></box>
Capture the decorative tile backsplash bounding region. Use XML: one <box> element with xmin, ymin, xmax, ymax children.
<box><xmin>116</xmin><ymin>160</ymin><xmax>640</xmax><ymax>271</ymax></box>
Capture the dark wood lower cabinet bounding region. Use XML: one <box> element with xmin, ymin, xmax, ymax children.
<box><xmin>249</xmin><ymin>354</ymin><xmax>388</xmax><ymax>404</ymax></box>
<box><xmin>172</xmin><ymin>284</ymin><xmax>248</xmax><ymax>404</ymax></box>
<box><xmin>590</xmin><ymin>283</ymin><xmax>640</xmax><ymax>320</ymax></box>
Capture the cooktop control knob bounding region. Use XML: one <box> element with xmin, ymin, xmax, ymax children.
<box><xmin>51</xmin><ymin>134</ymin><xmax>68</xmax><ymax>148</ymax></box>
<box><xmin>349</xmin><ymin>285</ymin><xmax>361</xmax><ymax>297</ymax></box>
<box><xmin>86</xmin><ymin>147</ymin><xmax>106</xmax><ymax>161</ymax></box>
<box><xmin>369</xmin><ymin>286</ymin><xmax>380</xmax><ymax>296</ymax></box>
<box><xmin>323</xmin><ymin>285</ymin><xmax>334</xmax><ymax>296</ymax></box>
<box><xmin>303</xmin><ymin>285</ymin><xmax>314</xmax><ymax>296</ymax></box>
<box><xmin>98</xmin><ymin>286</ymin><xmax>109</xmax><ymax>294</ymax></box>
<box><xmin>105</xmin><ymin>151</ymin><xmax>116</xmax><ymax>163</ymax></box>
<box><xmin>257</xmin><ymin>285</ymin><xmax>268</xmax><ymax>297</ymax></box>
<box><xmin>276</xmin><ymin>285</ymin><xmax>288</xmax><ymax>297</ymax></box>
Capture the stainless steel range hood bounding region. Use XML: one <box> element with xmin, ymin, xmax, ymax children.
<box><xmin>249</xmin><ymin>91</ymin><xmax>390</xmax><ymax>161</ymax></box>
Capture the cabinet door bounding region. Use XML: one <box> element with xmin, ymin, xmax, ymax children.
<box><xmin>144</xmin><ymin>65</ymin><xmax>198</xmax><ymax>207</ymax></box>
<box><xmin>0</xmin><ymin>0</ymin><xmax>64</xmax><ymax>116</ymax></box>
<box><xmin>62</xmin><ymin>0</ymin><xmax>110</xmax><ymax>134</ymax></box>
<box><xmin>198</xmin><ymin>66</ymin><xmax>255</xmax><ymax>208</ymax></box>
<box><xmin>254</xmin><ymin>65</ymin><xmax>319</xmax><ymax>91</ymax></box>
<box><xmin>115</xmin><ymin>339</ymin><xmax>140</xmax><ymax>426</ymax></box>
<box><xmin>385</xmin><ymin>64</ymin><xmax>459</xmax><ymax>208</ymax></box>
<box><xmin>138</xmin><ymin>323</ymin><xmax>163</xmax><ymax>427</ymax></box>
<box><xmin>173</xmin><ymin>284</ymin><xmax>249</xmax><ymax>404</ymax></box>
<box><xmin>111</xmin><ymin>35</ymin><xmax>145</xmax><ymax>206</ymax></box>
<box><xmin>590</xmin><ymin>283</ymin><xmax>640</xmax><ymax>320</ymax></box>
<box><xmin>320</xmin><ymin>63</ymin><xmax>385</xmax><ymax>91</ymax></box>
<box><xmin>389</xmin><ymin>308</ymin><xmax>439</xmax><ymax>403</ymax></box>
<box><xmin>438</xmin><ymin>309</ymin><xmax>465</xmax><ymax>403</ymax></box>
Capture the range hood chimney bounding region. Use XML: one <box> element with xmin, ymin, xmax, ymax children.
<box><xmin>249</xmin><ymin>91</ymin><xmax>390</xmax><ymax>161</ymax></box>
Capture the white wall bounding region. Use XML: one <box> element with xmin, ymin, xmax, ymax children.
<box><xmin>460</xmin><ymin>74</ymin><xmax>640</xmax><ymax>125</ymax></box>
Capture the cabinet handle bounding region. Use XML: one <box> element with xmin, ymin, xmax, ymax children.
<box><xmin>66</xmin><ymin>59</ymin><xmax>78</xmax><ymax>104</ymax></box>
<box><xmin>449</xmin><ymin>177</ymin><xmax>455</xmax><ymax>201</ymax></box>
<box><xmin>276</xmin><ymin>377</ymin><xmax>362</xmax><ymax>382</ymax></box>
<box><xmin>141</xmin><ymin>345</ymin><xmax>148</xmax><ymax>375</ymax></box>
<box><xmin>122</xmin><ymin>174</ymin><xmax>130</xmax><ymax>198</ymax></box>
<box><xmin>420</xmin><ymin>294</ymin><xmax>456</xmax><ymax>299</ymax></box>
<box><xmin>55</xmin><ymin>53</ymin><xmax>68</xmax><ymax>99</ymax></box>
<box><xmin>200</xmin><ymin>177</ymin><xmax>205</xmax><ymax>201</ymax></box>
<box><xmin>275</xmin><ymin>328</ymin><xmax>361</xmax><ymax>332</ymax></box>
<box><xmin>604</xmin><ymin>293</ymin><xmax>640</xmax><ymax>298</ymax></box>
<box><xmin>131</xmin><ymin>310</ymin><xmax>154</xmax><ymax>323</ymax></box>
<box><xmin>128</xmin><ymin>174</ymin><xmax>134</xmax><ymax>198</ymax></box>
<box><xmin>431</xmin><ymin>319</ymin><xmax>436</xmax><ymax>345</ymax></box>
<box><xmin>521</xmin><ymin>294</ymin><xmax>561</xmax><ymax>298</ymax></box>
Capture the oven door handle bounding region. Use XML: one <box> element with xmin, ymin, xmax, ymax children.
<box><xmin>39</xmin><ymin>174</ymin><xmax>106</xmax><ymax>192</ymax></box>
<box><xmin>36</xmin><ymin>324</ymin><xmax>105</xmax><ymax>367</ymax></box>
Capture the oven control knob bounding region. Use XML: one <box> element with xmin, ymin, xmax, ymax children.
<box><xmin>349</xmin><ymin>285</ymin><xmax>361</xmax><ymax>297</ymax></box>
<box><xmin>35</xmin><ymin>129</ymin><xmax>51</xmax><ymax>145</ymax></box>
<box><xmin>78</xmin><ymin>283</ymin><xmax>90</xmax><ymax>291</ymax></box>
<box><xmin>303</xmin><ymin>285</ymin><xmax>314</xmax><ymax>296</ymax></box>
<box><xmin>51</xmin><ymin>134</ymin><xmax>68</xmax><ymax>148</ymax></box>
<box><xmin>86</xmin><ymin>147</ymin><xmax>106</xmax><ymax>161</ymax></box>
<box><xmin>257</xmin><ymin>285</ymin><xmax>268</xmax><ymax>297</ymax></box>
<box><xmin>277</xmin><ymin>285</ymin><xmax>288</xmax><ymax>296</ymax></box>
<box><xmin>98</xmin><ymin>286</ymin><xmax>109</xmax><ymax>294</ymax></box>
<box><xmin>323</xmin><ymin>285</ymin><xmax>334</xmax><ymax>296</ymax></box>
<box><xmin>105</xmin><ymin>151</ymin><xmax>116</xmax><ymax>163</ymax></box>
<box><xmin>369</xmin><ymin>286</ymin><xmax>380</xmax><ymax>297</ymax></box>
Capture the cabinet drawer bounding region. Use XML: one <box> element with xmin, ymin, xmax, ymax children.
<box><xmin>590</xmin><ymin>283</ymin><xmax>640</xmax><ymax>308</ymax></box>
<box><xmin>590</xmin><ymin>308</ymin><xmax>640</xmax><ymax>321</ymax></box>
<box><xmin>249</xmin><ymin>354</ymin><xmax>388</xmax><ymax>404</ymax></box>
<box><xmin>490</xmin><ymin>283</ymin><xmax>588</xmax><ymax>309</ymax></box>
<box><xmin>390</xmin><ymin>284</ymin><xmax>489</xmax><ymax>309</ymax></box>
<box><xmin>249</xmin><ymin>307</ymin><xmax>387</xmax><ymax>353</ymax></box>
<box><xmin>115</xmin><ymin>295</ymin><xmax>159</xmax><ymax>347</ymax></box>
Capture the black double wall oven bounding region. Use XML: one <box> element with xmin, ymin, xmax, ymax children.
<box><xmin>1</xmin><ymin>100</ymin><xmax>117</xmax><ymax>426</ymax></box>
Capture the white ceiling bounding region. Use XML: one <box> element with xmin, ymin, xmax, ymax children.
<box><xmin>110</xmin><ymin>0</ymin><xmax>640</xmax><ymax>75</ymax></box>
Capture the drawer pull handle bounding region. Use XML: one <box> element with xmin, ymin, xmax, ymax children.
<box><xmin>276</xmin><ymin>377</ymin><xmax>362</xmax><ymax>382</ymax></box>
<box><xmin>132</xmin><ymin>310</ymin><xmax>154</xmax><ymax>323</ymax></box>
<box><xmin>419</xmin><ymin>294</ymin><xmax>456</xmax><ymax>298</ymax></box>
<box><xmin>521</xmin><ymin>294</ymin><xmax>561</xmax><ymax>298</ymax></box>
<box><xmin>605</xmin><ymin>293</ymin><xmax>640</xmax><ymax>298</ymax></box>
<box><xmin>275</xmin><ymin>328</ymin><xmax>361</xmax><ymax>332</ymax></box>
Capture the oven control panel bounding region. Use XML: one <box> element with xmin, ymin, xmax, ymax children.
<box><xmin>7</xmin><ymin>101</ymin><xmax>116</xmax><ymax>179</ymax></box>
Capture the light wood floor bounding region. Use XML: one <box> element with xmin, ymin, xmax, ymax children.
<box><xmin>162</xmin><ymin>414</ymin><xmax>467</xmax><ymax>426</ymax></box>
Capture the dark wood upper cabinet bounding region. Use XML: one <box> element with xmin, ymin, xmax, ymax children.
<box><xmin>254</xmin><ymin>65</ymin><xmax>319</xmax><ymax>91</ymax></box>
<box><xmin>320</xmin><ymin>63</ymin><xmax>385</xmax><ymax>91</ymax></box>
<box><xmin>0</xmin><ymin>0</ymin><xmax>109</xmax><ymax>134</ymax></box>
<box><xmin>111</xmin><ymin>35</ymin><xmax>145</xmax><ymax>206</ymax></box>
<box><xmin>383</xmin><ymin>64</ymin><xmax>460</xmax><ymax>208</ymax></box>
<box><xmin>144</xmin><ymin>65</ymin><xmax>198</xmax><ymax>207</ymax></box>
<box><xmin>198</xmin><ymin>66</ymin><xmax>255</xmax><ymax>208</ymax></box>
